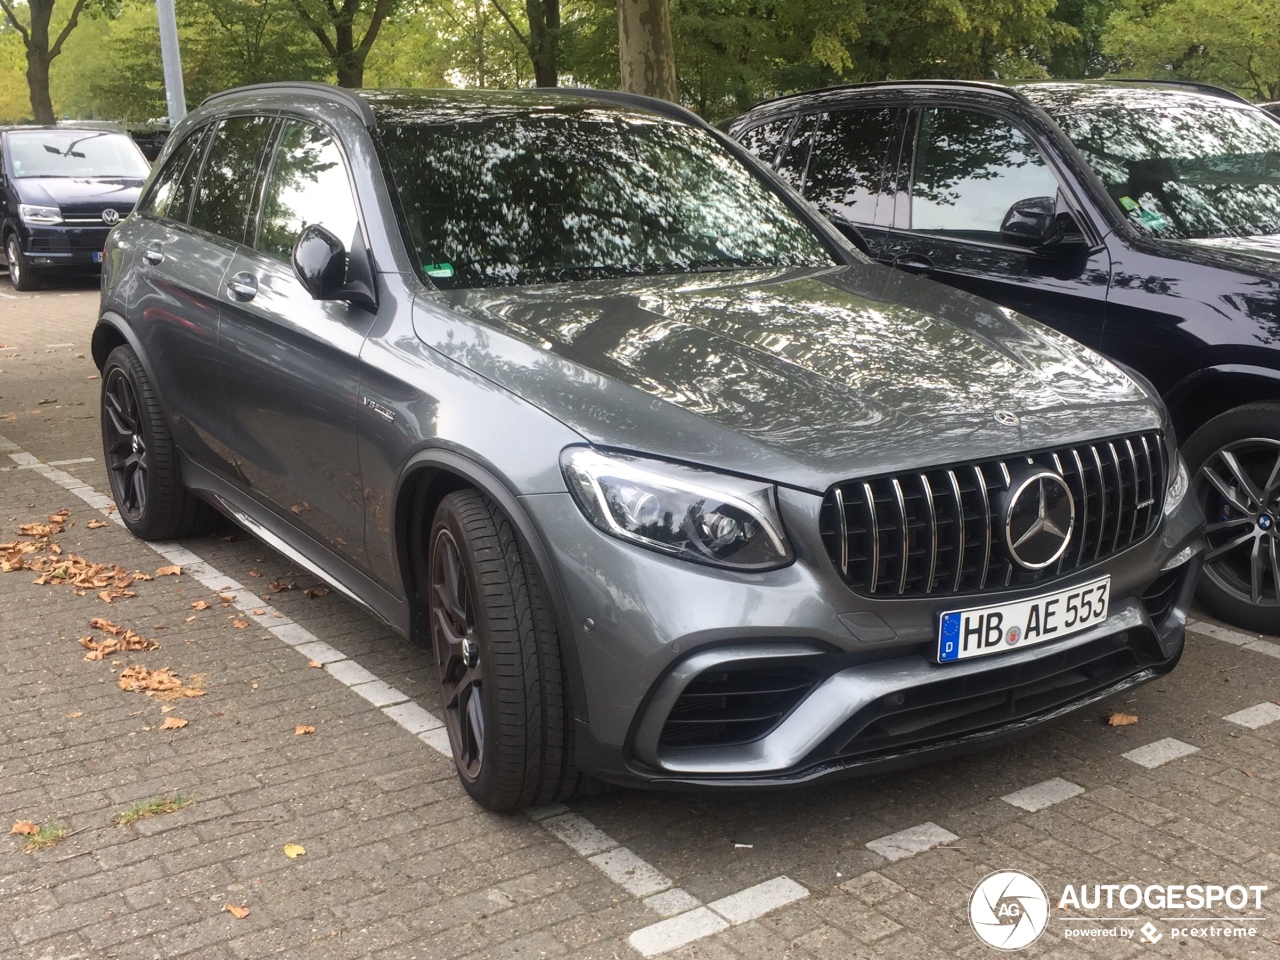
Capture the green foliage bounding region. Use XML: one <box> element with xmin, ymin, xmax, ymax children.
<box><xmin>1103</xmin><ymin>0</ymin><xmax>1280</xmax><ymax>100</ymax></box>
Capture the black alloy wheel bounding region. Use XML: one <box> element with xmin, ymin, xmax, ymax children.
<box><xmin>1185</xmin><ymin>404</ymin><xmax>1280</xmax><ymax>634</ymax></box>
<box><xmin>430</xmin><ymin>522</ymin><xmax>485</xmax><ymax>781</ymax></box>
<box><xmin>426</xmin><ymin>489</ymin><xmax>581</xmax><ymax>810</ymax></box>
<box><xmin>98</xmin><ymin>345</ymin><xmax>212</xmax><ymax>540</ymax></box>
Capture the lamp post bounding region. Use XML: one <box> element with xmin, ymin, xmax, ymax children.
<box><xmin>156</xmin><ymin>0</ymin><xmax>186</xmax><ymax>124</ymax></box>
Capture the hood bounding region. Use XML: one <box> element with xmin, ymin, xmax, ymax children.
<box><xmin>414</xmin><ymin>264</ymin><xmax>1161</xmax><ymax>491</ymax></box>
<box><xmin>14</xmin><ymin>177</ymin><xmax>143</xmax><ymax>214</ymax></box>
<box><xmin>1178</xmin><ymin>234</ymin><xmax>1280</xmax><ymax>267</ymax></box>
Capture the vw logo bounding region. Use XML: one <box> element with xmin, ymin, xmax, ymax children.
<box><xmin>102</xmin><ymin>208</ymin><xmax>120</xmax><ymax>226</ymax></box>
<box><xmin>994</xmin><ymin>411</ymin><xmax>1020</xmax><ymax>426</ymax></box>
<box><xmin>969</xmin><ymin>869</ymin><xmax>1049</xmax><ymax>950</ymax></box>
<box><xmin>1003</xmin><ymin>468</ymin><xmax>1075</xmax><ymax>570</ymax></box>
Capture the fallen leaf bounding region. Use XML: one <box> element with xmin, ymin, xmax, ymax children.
<box><xmin>1244</xmin><ymin>769</ymin><xmax>1255</xmax><ymax>778</ymax></box>
<box><xmin>303</xmin><ymin>586</ymin><xmax>330</xmax><ymax>599</ymax></box>
<box><xmin>156</xmin><ymin>565</ymin><xmax>181</xmax><ymax>577</ymax></box>
<box><xmin>117</xmin><ymin>665</ymin><xmax>204</xmax><ymax>700</ymax></box>
<box><xmin>251</xmin><ymin>608</ymin><xmax>265</xmax><ymax>616</ymax></box>
<box><xmin>66</xmin><ymin>711</ymin><xmax>83</xmax><ymax>719</ymax></box>
<box><xmin>159</xmin><ymin>717</ymin><xmax>188</xmax><ymax>730</ymax></box>
<box><xmin>295</xmin><ymin>725</ymin><xmax>316</xmax><ymax>736</ymax></box>
<box><xmin>90</xmin><ymin>617</ymin><xmax>123</xmax><ymax>635</ymax></box>
<box><xmin>191</xmin><ymin>599</ymin><xmax>210</xmax><ymax>610</ymax></box>
<box><xmin>87</xmin><ymin>518</ymin><xmax>107</xmax><ymax>529</ymax></box>
<box><xmin>249</xmin><ymin>570</ymin><xmax>262</xmax><ymax>578</ymax></box>
<box><xmin>232</xmin><ymin>619</ymin><xmax>248</xmax><ymax>629</ymax></box>
<box><xmin>269</xmin><ymin>580</ymin><xmax>295</xmax><ymax>593</ymax></box>
<box><xmin>283</xmin><ymin>843</ymin><xmax>306</xmax><ymax>859</ymax></box>
<box><xmin>225</xmin><ymin>904</ymin><xmax>250</xmax><ymax>920</ymax></box>
<box><xmin>218</xmin><ymin>593</ymin><xmax>235</xmax><ymax>606</ymax></box>
<box><xmin>306</xmin><ymin>661</ymin><xmax>324</xmax><ymax>669</ymax></box>
<box><xmin>9</xmin><ymin>821</ymin><xmax>39</xmax><ymax>836</ymax></box>
<box><xmin>1107</xmin><ymin>711</ymin><xmax>1139</xmax><ymax>727</ymax></box>
<box><xmin>184</xmin><ymin>615</ymin><xmax>197</xmax><ymax>623</ymax></box>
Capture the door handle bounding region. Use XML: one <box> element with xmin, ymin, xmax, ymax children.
<box><xmin>143</xmin><ymin>241</ymin><xmax>164</xmax><ymax>265</ymax></box>
<box><xmin>892</xmin><ymin>254</ymin><xmax>933</xmax><ymax>276</ymax></box>
<box><xmin>227</xmin><ymin>272</ymin><xmax>258</xmax><ymax>302</ymax></box>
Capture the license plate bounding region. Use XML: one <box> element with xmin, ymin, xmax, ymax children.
<box><xmin>938</xmin><ymin>576</ymin><xmax>1109</xmax><ymax>663</ymax></box>
<box><xmin>92</xmin><ymin>251</ymin><xmax>103</xmax><ymax>264</ymax></box>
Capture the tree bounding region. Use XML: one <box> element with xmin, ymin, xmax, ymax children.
<box><xmin>1103</xmin><ymin>0</ymin><xmax>1280</xmax><ymax>100</ymax></box>
<box><xmin>617</xmin><ymin>0</ymin><xmax>676</xmax><ymax>101</ymax></box>
<box><xmin>0</xmin><ymin>0</ymin><xmax>109</xmax><ymax>123</ymax></box>
<box><xmin>487</xmin><ymin>0</ymin><xmax>558</xmax><ymax>85</ymax></box>
<box><xmin>290</xmin><ymin>0</ymin><xmax>396</xmax><ymax>87</ymax></box>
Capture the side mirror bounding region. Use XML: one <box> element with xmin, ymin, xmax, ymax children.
<box><xmin>292</xmin><ymin>223</ymin><xmax>377</xmax><ymax>310</ymax></box>
<box><xmin>1000</xmin><ymin>197</ymin><xmax>1090</xmax><ymax>255</ymax></box>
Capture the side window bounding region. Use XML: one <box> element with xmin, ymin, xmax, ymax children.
<box><xmin>911</xmin><ymin>108</ymin><xmax>1060</xmax><ymax>240</ymax></box>
<box><xmin>737</xmin><ymin>118</ymin><xmax>793</xmax><ymax>167</ymax></box>
<box><xmin>774</xmin><ymin>113</ymin><xmax>818</xmax><ymax>189</ymax></box>
<box><xmin>803</xmin><ymin>107</ymin><xmax>899</xmax><ymax>227</ymax></box>
<box><xmin>189</xmin><ymin>115</ymin><xmax>277</xmax><ymax>243</ymax></box>
<box><xmin>138</xmin><ymin>125</ymin><xmax>209</xmax><ymax>223</ymax></box>
<box><xmin>256</xmin><ymin>120</ymin><xmax>360</xmax><ymax>264</ymax></box>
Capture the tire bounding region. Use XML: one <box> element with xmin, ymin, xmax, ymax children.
<box><xmin>100</xmin><ymin>345</ymin><xmax>214</xmax><ymax>540</ymax></box>
<box><xmin>428</xmin><ymin>489</ymin><xmax>581</xmax><ymax>810</ymax></box>
<box><xmin>1182</xmin><ymin>402</ymin><xmax>1280</xmax><ymax>634</ymax></box>
<box><xmin>6</xmin><ymin>234</ymin><xmax>38</xmax><ymax>292</ymax></box>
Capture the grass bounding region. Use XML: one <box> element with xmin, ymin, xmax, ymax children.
<box><xmin>22</xmin><ymin>822</ymin><xmax>67</xmax><ymax>853</ymax></box>
<box><xmin>115</xmin><ymin>794</ymin><xmax>193</xmax><ymax>827</ymax></box>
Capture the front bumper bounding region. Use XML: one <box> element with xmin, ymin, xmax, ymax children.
<box><xmin>21</xmin><ymin>225</ymin><xmax>110</xmax><ymax>270</ymax></box>
<box><xmin>521</xmin><ymin>464</ymin><xmax>1204</xmax><ymax>788</ymax></box>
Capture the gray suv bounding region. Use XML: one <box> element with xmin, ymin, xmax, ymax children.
<box><xmin>95</xmin><ymin>83</ymin><xmax>1204</xmax><ymax>810</ymax></box>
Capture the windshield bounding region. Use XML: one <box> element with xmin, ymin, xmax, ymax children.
<box><xmin>6</xmin><ymin>130</ymin><xmax>151</xmax><ymax>180</ymax></box>
<box><xmin>377</xmin><ymin>103</ymin><xmax>834</xmax><ymax>288</ymax></box>
<box><xmin>1031</xmin><ymin>87</ymin><xmax>1280</xmax><ymax>241</ymax></box>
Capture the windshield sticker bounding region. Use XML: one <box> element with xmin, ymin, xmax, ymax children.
<box><xmin>1138</xmin><ymin>209</ymin><xmax>1168</xmax><ymax>230</ymax></box>
<box><xmin>423</xmin><ymin>263</ymin><xmax>455</xmax><ymax>279</ymax></box>
<box><xmin>1118</xmin><ymin>196</ymin><xmax>1140</xmax><ymax>212</ymax></box>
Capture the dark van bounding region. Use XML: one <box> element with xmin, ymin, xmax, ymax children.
<box><xmin>1</xmin><ymin>125</ymin><xmax>150</xmax><ymax>290</ymax></box>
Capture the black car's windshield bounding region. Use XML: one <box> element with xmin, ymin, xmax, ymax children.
<box><xmin>377</xmin><ymin>101</ymin><xmax>834</xmax><ymax>288</ymax></box>
<box><xmin>6</xmin><ymin>130</ymin><xmax>151</xmax><ymax>179</ymax></box>
<box><xmin>1029</xmin><ymin>87</ymin><xmax>1280</xmax><ymax>241</ymax></box>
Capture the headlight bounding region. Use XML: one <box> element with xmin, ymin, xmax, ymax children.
<box><xmin>19</xmin><ymin>204</ymin><xmax>62</xmax><ymax>225</ymax></box>
<box><xmin>1165</xmin><ymin>454</ymin><xmax>1189</xmax><ymax>513</ymax></box>
<box><xmin>561</xmin><ymin>448</ymin><xmax>793</xmax><ymax>570</ymax></box>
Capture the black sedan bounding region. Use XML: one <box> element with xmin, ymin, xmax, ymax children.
<box><xmin>729</xmin><ymin>80</ymin><xmax>1280</xmax><ymax>633</ymax></box>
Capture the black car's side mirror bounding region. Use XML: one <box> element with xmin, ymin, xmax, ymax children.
<box><xmin>292</xmin><ymin>223</ymin><xmax>377</xmax><ymax>310</ymax></box>
<box><xmin>1001</xmin><ymin>197</ymin><xmax>1090</xmax><ymax>255</ymax></box>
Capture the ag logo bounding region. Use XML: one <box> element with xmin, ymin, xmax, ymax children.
<box><xmin>969</xmin><ymin>869</ymin><xmax>1049</xmax><ymax>950</ymax></box>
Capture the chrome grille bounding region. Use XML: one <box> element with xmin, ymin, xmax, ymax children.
<box><xmin>819</xmin><ymin>432</ymin><xmax>1166</xmax><ymax>597</ymax></box>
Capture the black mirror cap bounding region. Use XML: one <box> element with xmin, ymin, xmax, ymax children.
<box><xmin>292</xmin><ymin>223</ymin><xmax>378</xmax><ymax>310</ymax></box>
<box><xmin>1001</xmin><ymin>198</ymin><xmax>1090</xmax><ymax>255</ymax></box>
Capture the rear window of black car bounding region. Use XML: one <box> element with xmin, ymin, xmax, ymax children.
<box><xmin>377</xmin><ymin>106</ymin><xmax>833</xmax><ymax>288</ymax></box>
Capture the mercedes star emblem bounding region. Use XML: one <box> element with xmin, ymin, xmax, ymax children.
<box><xmin>1004</xmin><ymin>469</ymin><xmax>1075</xmax><ymax>570</ymax></box>
<box><xmin>993</xmin><ymin>411</ymin><xmax>1020</xmax><ymax>426</ymax></box>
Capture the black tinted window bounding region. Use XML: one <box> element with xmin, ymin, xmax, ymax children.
<box><xmin>774</xmin><ymin>113</ymin><xmax>817</xmax><ymax>189</ymax></box>
<box><xmin>804</xmin><ymin>108</ymin><xmax>897</xmax><ymax>226</ymax></box>
<box><xmin>189</xmin><ymin>116</ymin><xmax>276</xmax><ymax>243</ymax></box>
<box><xmin>257</xmin><ymin>120</ymin><xmax>360</xmax><ymax>263</ymax></box>
<box><xmin>138</xmin><ymin>125</ymin><xmax>208</xmax><ymax>223</ymax></box>
<box><xmin>911</xmin><ymin>108</ymin><xmax>1058</xmax><ymax>239</ymax></box>
<box><xmin>737</xmin><ymin>118</ymin><xmax>792</xmax><ymax>166</ymax></box>
<box><xmin>379</xmin><ymin>107</ymin><xmax>832</xmax><ymax>289</ymax></box>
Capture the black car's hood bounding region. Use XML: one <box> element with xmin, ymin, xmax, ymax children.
<box><xmin>1177</xmin><ymin>234</ymin><xmax>1280</xmax><ymax>266</ymax></box>
<box><xmin>14</xmin><ymin>176</ymin><xmax>143</xmax><ymax>212</ymax></box>
<box><xmin>417</xmin><ymin>263</ymin><xmax>1160</xmax><ymax>491</ymax></box>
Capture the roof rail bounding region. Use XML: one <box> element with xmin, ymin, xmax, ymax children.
<box><xmin>1104</xmin><ymin>78</ymin><xmax>1252</xmax><ymax>105</ymax></box>
<box><xmin>199</xmin><ymin>82</ymin><xmax>376</xmax><ymax>126</ymax></box>
<box><xmin>747</xmin><ymin>79</ymin><xmax>1018</xmax><ymax>113</ymax></box>
<box><xmin>532</xmin><ymin>86</ymin><xmax>712</xmax><ymax>130</ymax></box>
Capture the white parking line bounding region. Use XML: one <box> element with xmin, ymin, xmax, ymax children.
<box><xmin>2</xmin><ymin>431</ymin><xmax>811</xmax><ymax>956</ymax></box>
<box><xmin>1224</xmin><ymin>702</ymin><xmax>1280</xmax><ymax>730</ymax></box>
<box><xmin>1122</xmin><ymin>738</ymin><xmax>1200</xmax><ymax>769</ymax></box>
<box><xmin>1002</xmin><ymin>777</ymin><xmax>1085</xmax><ymax>812</ymax></box>
<box><xmin>866</xmin><ymin>821</ymin><xmax>959</xmax><ymax>861</ymax></box>
<box><xmin>1188</xmin><ymin>619</ymin><xmax>1280</xmax><ymax>659</ymax></box>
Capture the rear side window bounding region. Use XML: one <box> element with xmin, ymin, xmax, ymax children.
<box><xmin>256</xmin><ymin>120</ymin><xmax>360</xmax><ymax>264</ymax></box>
<box><xmin>138</xmin><ymin>126</ymin><xmax>209</xmax><ymax>223</ymax></box>
<box><xmin>189</xmin><ymin>116</ymin><xmax>277</xmax><ymax>243</ymax></box>
<box><xmin>737</xmin><ymin>118</ymin><xmax>793</xmax><ymax>167</ymax></box>
<box><xmin>804</xmin><ymin>108</ymin><xmax>899</xmax><ymax>227</ymax></box>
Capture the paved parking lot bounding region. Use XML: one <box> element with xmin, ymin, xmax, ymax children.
<box><xmin>2</xmin><ymin>286</ymin><xmax>1278</xmax><ymax>959</ymax></box>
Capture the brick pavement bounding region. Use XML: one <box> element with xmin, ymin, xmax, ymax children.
<box><xmin>1</xmin><ymin>286</ymin><xmax>1278</xmax><ymax>960</ymax></box>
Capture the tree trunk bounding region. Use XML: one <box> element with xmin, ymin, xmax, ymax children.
<box><xmin>525</xmin><ymin>0</ymin><xmax>559</xmax><ymax>87</ymax></box>
<box><xmin>26</xmin><ymin>48</ymin><xmax>54</xmax><ymax>124</ymax></box>
<box><xmin>617</xmin><ymin>0</ymin><xmax>677</xmax><ymax>102</ymax></box>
